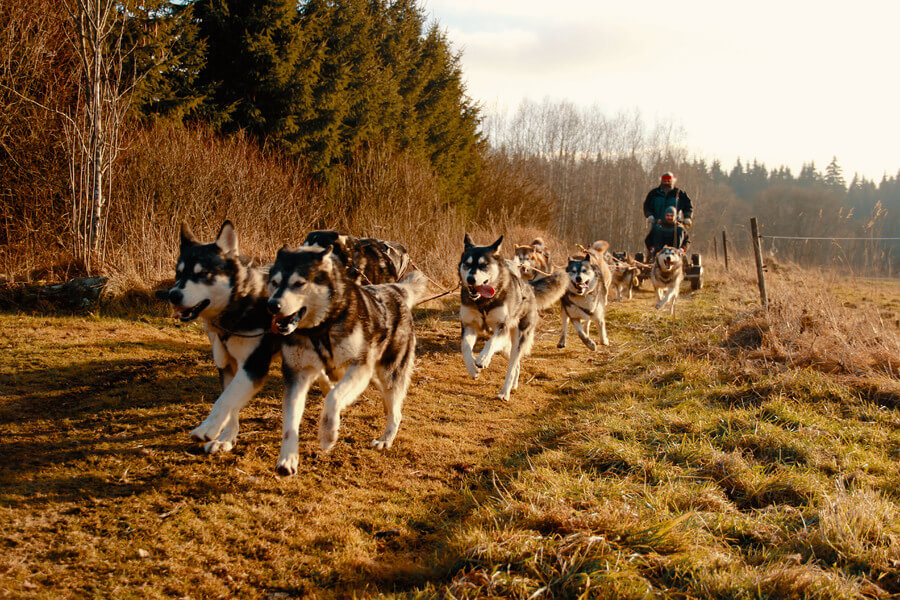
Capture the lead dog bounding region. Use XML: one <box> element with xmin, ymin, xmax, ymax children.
<box><xmin>459</xmin><ymin>234</ymin><xmax>567</xmax><ymax>401</ymax></box>
<box><xmin>651</xmin><ymin>246</ymin><xmax>684</xmax><ymax>314</ymax></box>
<box><xmin>558</xmin><ymin>247</ymin><xmax>612</xmax><ymax>351</ymax></box>
<box><xmin>167</xmin><ymin>221</ymin><xmax>281</xmax><ymax>454</ymax></box>
<box><xmin>266</xmin><ymin>245</ymin><xmax>428</xmax><ymax>475</ymax></box>
<box><xmin>513</xmin><ymin>237</ymin><xmax>551</xmax><ymax>280</ymax></box>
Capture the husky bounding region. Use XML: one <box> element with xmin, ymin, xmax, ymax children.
<box><xmin>610</xmin><ymin>254</ymin><xmax>641</xmax><ymax>301</ymax></box>
<box><xmin>513</xmin><ymin>237</ymin><xmax>551</xmax><ymax>281</ymax></box>
<box><xmin>558</xmin><ymin>247</ymin><xmax>612</xmax><ymax>351</ymax></box>
<box><xmin>459</xmin><ymin>234</ymin><xmax>567</xmax><ymax>401</ymax></box>
<box><xmin>266</xmin><ymin>245</ymin><xmax>428</xmax><ymax>475</ymax></box>
<box><xmin>167</xmin><ymin>221</ymin><xmax>281</xmax><ymax>454</ymax></box>
<box><xmin>302</xmin><ymin>230</ymin><xmax>410</xmax><ymax>284</ymax></box>
<box><xmin>651</xmin><ymin>246</ymin><xmax>684</xmax><ymax>314</ymax></box>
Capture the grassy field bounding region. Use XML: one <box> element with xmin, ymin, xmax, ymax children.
<box><xmin>1</xmin><ymin>265</ymin><xmax>898</xmax><ymax>599</ymax></box>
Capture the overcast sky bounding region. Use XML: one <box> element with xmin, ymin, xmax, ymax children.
<box><xmin>421</xmin><ymin>0</ymin><xmax>900</xmax><ymax>182</ymax></box>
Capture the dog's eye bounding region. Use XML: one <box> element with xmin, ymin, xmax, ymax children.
<box><xmin>292</xmin><ymin>280</ymin><xmax>304</xmax><ymax>289</ymax></box>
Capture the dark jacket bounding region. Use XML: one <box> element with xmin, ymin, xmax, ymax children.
<box><xmin>643</xmin><ymin>186</ymin><xmax>693</xmax><ymax>220</ymax></box>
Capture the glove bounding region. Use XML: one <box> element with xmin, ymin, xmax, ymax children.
<box><xmin>683</xmin><ymin>218</ymin><xmax>692</xmax><ymax>228</ymax></box>
<box><xmin>647</xmin><ymin>215</ymin><xmax>655</xmax><ymax>225</ymax></box>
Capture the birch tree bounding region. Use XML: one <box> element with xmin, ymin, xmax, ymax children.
<box><xmin>62</xmin><ymin>0</ymin><xmax>129</xmax><ymax>274</ymax></box>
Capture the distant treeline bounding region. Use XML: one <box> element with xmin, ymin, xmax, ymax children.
<box><xmin>485</xmin><ymin>100</ymin><xmax>899</xmax><ymax>275</ymax></box>
<box><xmin>0</xmin><ymin>2</ymin><xmax>896</xmax><ymax>281</ymax></box>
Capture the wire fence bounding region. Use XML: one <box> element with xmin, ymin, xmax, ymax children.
<box><xmin>707</xmin><ymin>224</ymin><xmax>899</xmax><ymax>281</ymax></box>
<box><xmin>760</xmin><ymin>236</ymin><xmax>900</xmax><ymax>241</ymax></box>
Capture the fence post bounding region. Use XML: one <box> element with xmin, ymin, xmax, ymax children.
<box><xmin>713</xmin><ymin>235</ymin><xmax>718</xmax><ymax>261</ymax></box>
<box><xmin>722</xmin><ymin>230</ymin><xmax>729</xmax><ymax>271</ymax></box>
<box><xmin>750</xmin><ymin>217</ymin><xmax>768</xmax><ymax>308</ymax></box>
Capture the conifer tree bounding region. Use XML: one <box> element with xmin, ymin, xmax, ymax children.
<box><xmin>191</xmin><ymin>0</ymin><xmax>304</xmax><ymax>138</ymax></box>
<box><xmin>121</xmin><ymin>1</ymin><xmax>206</xmax><ymax>121</ymax></box>
<box><xmin>824</xmin><ymin>155</ymin><xmax>846</xmax><ymax>192</ymax></box>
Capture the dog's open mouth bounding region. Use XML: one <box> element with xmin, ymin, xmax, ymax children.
<box><xmin>271</xmin><ymin>306</ymin><xmax>306</xmax><ymax>334</ymax></box>
<box><xmin>574</xmin><ymin>282</ymin><xmax>589</xmax><ymax>294</ymax></box>
<box><xmin>466</xmin><ymin>284</ymin><xmax>495</xmax><ymax>300</ymax></box>
<box><xmin>172</xmin><ymin>299</ymin><xmax>210</xmax><ymax>322</ymax></box>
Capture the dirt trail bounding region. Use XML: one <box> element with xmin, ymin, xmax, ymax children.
<box><xmin>0</xmin><ymin>297</ymin><xmax>633</xmax><ymax>598</ymax></box>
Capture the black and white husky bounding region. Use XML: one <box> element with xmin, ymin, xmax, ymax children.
<box><xmin>459</xmin><ymin>234</ymin><xmax>567</xmax><ymax>401</ymax></box>
<box><xmin>167</xmin><ymin>221</ymin><xmax>281</xmax><ymax>454</ymax></box>
<box><xmin>651</xmin><ymin>246</ymin><xmax>684</xmax><ymax>315</ymax></box>
<box><xmin>266</xmin><ymin>245</ymin><xmax>428</xmax><ymax>475</ymax></box>
<box><xmin>558</xmin><ymin>251</ymin><xmax>612</xmax><ymax>351</ymax></box>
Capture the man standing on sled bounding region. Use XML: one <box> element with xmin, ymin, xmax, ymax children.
<box><xmin>643</xmin><ymin>172</ymin><xmax>693</xmax><ymax>256</ymax></box>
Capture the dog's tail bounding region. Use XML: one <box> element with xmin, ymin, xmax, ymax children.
<box><xmin>528</xmin><ymin>270</ymin><xmax>568</xmax><ymax>310</ymax></box>
<box><xmin>591</xmin><ymin>240</ymin><xmax>609</xmax><ymax>255</ymax></box>
<box><xmin>396</xmin><ymin>270</ymin><xmax>429</xmax><ymax>309</ymax></box>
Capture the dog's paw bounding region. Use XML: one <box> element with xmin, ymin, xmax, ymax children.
<box><xmin>654</xmin><ymin>301</ymin><xmax>665</xmax><ymax>310</ymax></box>
<box><xmin>465</xmin><ymin>364</ymin><xmax>482</xmax><ymax>379</ymax></box>
<box><xmin>190</xmin><ymin>422</ymin><xmax>217</xmax><ymax>443</ymax></box>
<box><xmin>275</xmin><ymin>454</ymin><xmax>299</xmax><ymax>476</ymax></box>
<box><xmin>371</xmin><ymin>438</ymin><xmax>393</xmax><ymax>451</ymax></box>
<box><xmin>557</xmin><ymin>340</ymin><xmax>566</xmax><ymax>349</ymax></box>
<box><xmin>475</xmin><ymin>358</ymin><xmax>489</xmax><ymax>370</ymax></box>
<box><xmin>496</xmin><ymin>391</ymin><xmax>511</xmax><ymax>401</ymax></box>
<box><xmin>318</xmin><ymin>415</ymin><xmax>340</xmax><ymax>452</ymax></box>
<box><xmin>203</xmin><ymin>439</ymin><xmax>233</xmax><ymax>454</ymax></box>
<box><xmin>600</xmin><ymin>337</ymin><xmax>610</xmax><ymax>347</ymax></box>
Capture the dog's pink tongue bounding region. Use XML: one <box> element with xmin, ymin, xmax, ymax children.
<box><xmin>476</xmin><ymin>285</ymin><xmax>495</xmax><ymax>298</ymax></box>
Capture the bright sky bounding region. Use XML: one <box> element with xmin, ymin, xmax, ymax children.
<box><xmin>421</xmin><ymin>0</ymin><xmax>900</xmax><ymax>182</ymax></box>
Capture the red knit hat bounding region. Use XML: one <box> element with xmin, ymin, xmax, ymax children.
<box><xmin>660</xmin><ymin>172</ymin><xmax>674</xmax><ymax>182</ymax></box>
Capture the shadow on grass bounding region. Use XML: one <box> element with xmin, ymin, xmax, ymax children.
<box><xmin>0</xmin><ymin>343</ymin><xmax>286</xmax><ymax>507</ymax></box>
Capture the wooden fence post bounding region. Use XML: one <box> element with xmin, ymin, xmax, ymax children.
<box><xmin>750</xmin><ymin>217</ymin><xmax>768</xmax><ymax>308</ymax></box>
<box><xmin>713</xmin><ymin>235</ymin><xmax>718</xmax><ymax>261</ymax></box>
<box><xmin>722</xmin><ymin>230</ymin><xmax>729</xmax><ymax>271</ymax></box>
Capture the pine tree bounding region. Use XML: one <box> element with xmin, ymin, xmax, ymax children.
<box><xmin>824</xmin><ymin>155</ymin><xmax>846</xmax><ymax>191</ymax></box>
<box><xmin>122</xmin><ymin>1</ymin><xmax>206</xmax><ymax>121</ymax></box>
<box><xmin>191</xmin><ymin>0</ymin><xmax>304</xmax><ymax>138</ymax></box>
<box><xmin>798</xmin><ymin>162</ymin><xmax>823</xmax><ymax>187</ymax></box>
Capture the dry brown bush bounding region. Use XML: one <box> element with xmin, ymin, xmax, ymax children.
<box><xmin>723</xmin><ymin>259</ymin><xmax>900</xmax><ymax>378</ymax></box>
<box><xmin>97</xmin><ymin>124</ymin><xmax>558</xmax><ymax>291</ymax></box>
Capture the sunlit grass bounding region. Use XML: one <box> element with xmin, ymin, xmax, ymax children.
<box><xmin>1</xmin><ymin>270</ymin><xmax>898</xmax><ymax>598</ymax></box>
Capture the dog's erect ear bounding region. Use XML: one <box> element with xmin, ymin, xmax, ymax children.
<box><xmin>215</xmin><ymin>220</ymin><xmax>238</xmax><ymax>255</ymax></box>
<box><xmin>464</xmin><ymin>233</ymin><xmax>474</xmax><ymax>249</ymax></box>
<box><xmin>276</xmin><ymin>243</ymin><xmax>290</xmax><ymax>261</ymax></box>
<box><xmin>180</xmin><ymin>222</ymin><xmax>198</xmax><ymax>250</ymax></box>
<box><xmin>489</xmin><ymin>235</ymin><xmax>503</xmax><ymax>255</ymax></box>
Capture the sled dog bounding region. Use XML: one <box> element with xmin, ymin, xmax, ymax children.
<box><xmin>610</xmin><ymin>254</ymin><xmax>640</xmax><ymax>301</ymax></box>
<box><xmin>266</xmin><ymin>245</ymin><xmax>428</xmax><ymax>475</ymax></box>
<box><xmin>513</xmin><ymin>237</ymin><xmax>551</xmax><ymax>281</ymax></box>
<box><xmin>651</xmin><ymin>246</ymin><xmax>684</xmax><ymax>315</ymax></box>
<box><xmin>459</xmin><ymin>234</ymin><xmax>567</xmax><ymax>401</ymax></box>
<box><xmin>167</xmin><ymin>221</ymin><xmax>281</xmax><ymax>454</ymax></box>
<box><xmin>302</xmin><ymin>230</ymin><xmax>410</xmax><ymax>285</ymax></box>
<box><xmin>558</xmin><ymin>248</ymin><xmax>612</xmax><ymax>351</ymax></box>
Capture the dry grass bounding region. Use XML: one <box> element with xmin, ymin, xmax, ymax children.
<box><xmin>1</xmin><ymin>265</ymin><xmax>898</xmax><ymax>599</ymax></box>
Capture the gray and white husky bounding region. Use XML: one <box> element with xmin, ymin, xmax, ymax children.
<box><xmin>651</xmin><ymin>246</ymin><xmax>684</xmax><ymax>315</ymax></box>
<box><xmin>459</xmin><ymin>234</ymin><xmax>567</xmax><ymax>401</ymax></box>
<box><xmin>558</xmin><ymin>250</ymin><xmax>612</xmax><ymax>351</ymax></box>
<box><xmin>266</xmin><ymin>245</ymin><xmax>428</xmax><ymax>475</ymax></box>
<box><xmin>609</xmin><ymin>254</ymin><xmax>640</xmax><ymax>301</ymax></box>
<box><xmin>167</xmin><ymin>221</ymin><xmax>281</xmax><ymax>454</ymax></box>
